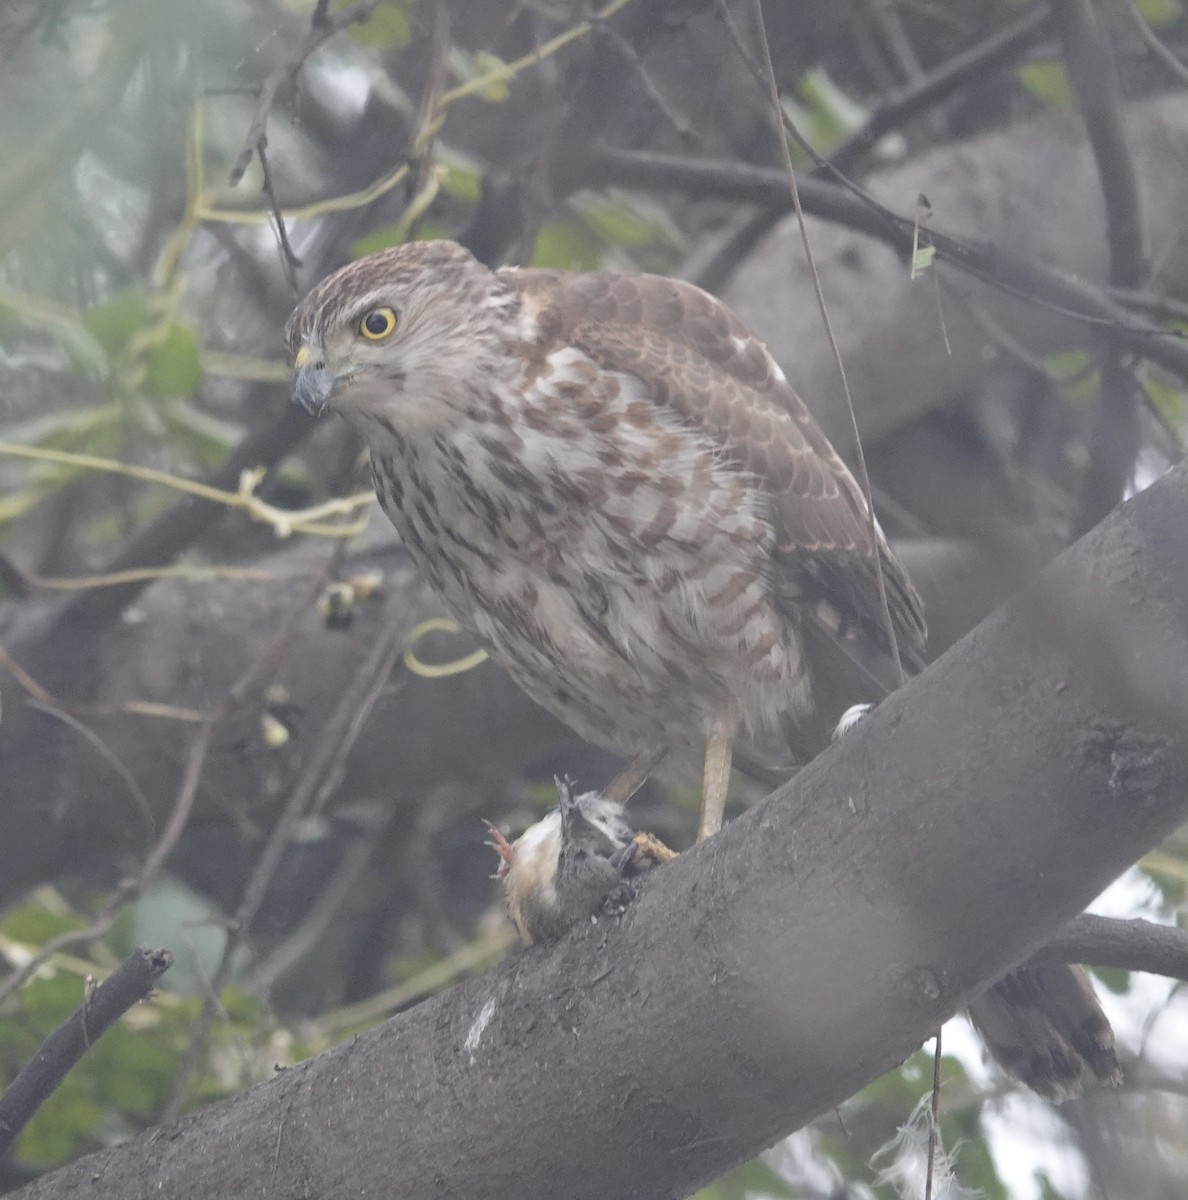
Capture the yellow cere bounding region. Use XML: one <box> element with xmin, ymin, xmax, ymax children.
<box><xmin>294</xmin><ymin>345</ymin><xmax>315</xmax><ymax>369</ymax></box>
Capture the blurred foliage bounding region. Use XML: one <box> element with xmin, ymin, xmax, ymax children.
<box><xmin>0</xmin><ymin>899</ymin><xmax>276</xmax><ymax>1168</ymax></box>
<box><xmin>691</xmin><ymin>1156</ymin><xmax>797</xmax><ymax>1200</ymax></box>
<box><xmin>1016</xmin><ymin>60</ymin><xmax>1076</xmax><ymax>111</ymax></box>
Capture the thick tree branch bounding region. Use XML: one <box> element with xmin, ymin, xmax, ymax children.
<box><xmin>0</xmin><ymin>948</ymin><xmax>173</xmax><ymax>1157</ymax></box>
<box><xmin>14</xmin><ymin>459</ymin><xmax>1188</xmax><ymax>1200</ymax></box>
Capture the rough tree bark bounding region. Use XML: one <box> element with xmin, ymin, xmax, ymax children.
<box><xmin>14</xmin><ymin>458</ymin><xmax>1188</xmax><ymax>1200</ymax></box>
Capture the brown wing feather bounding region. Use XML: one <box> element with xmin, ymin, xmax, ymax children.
<box><xmin>515</xmin><ymin>267</ymin><xmax>926</xmax><ymax>681</ymax></box>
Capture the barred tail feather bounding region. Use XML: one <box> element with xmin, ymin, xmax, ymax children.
<box><xmin>967</xmin><ymin>963</ymin><xmax>1121</xmax><ymax>1102</ymax></box>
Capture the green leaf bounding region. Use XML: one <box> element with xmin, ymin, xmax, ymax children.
<box><xmin>910</xmin><ymin>241</ymin><xmax>936</xmax><ymax>278</ymax></box>
<box><xmin>584</xmin><ymin>200</ymin><xmax>664</xmax><ymax>249</ymax></box>
<box><xmin>143</xmin><ymin>322</ymin><xmax>202</xmax><ymax>397</ymax></box>
<box><xmin>471</xmin><ymin>52</ymin><xmax>510</xmax><ymax>102</ymax></box>
<box><xmin>798</xmin><ymin>67</ymin><xmax>867</xmax><ymax>145</ymax></box>
<box><xmin>1089</xmin><ymin>964</ymin><xmax>1133</xmax><ymax>995</ymax></box>
<box><xmin>1144</xmin><ymin>372</ymin><xmax>1187</xmax><ymax>430</ymax></box>
<box><xmin>350</xmin><ymin>226</ymin><xmax>406</xmax><ymax>257</ymax></box>
<box><xmin>83</xmin><ymin>292</ymin><xmax>151</xmax><ymax>356</ymax></box>
<box><xmin>1045</xmin><ymin>349</ymin><xmax>1098</xmax><ymax>405</ymax></box>
<box><xmin>2</xmin><ymin>906</ymin><xmax>84</xmax><ymax>946</ymax></box>
<box><xmin>1017</xmin><ymin>61</ymin><xmax>1075</xmax><ymax>110</ymax></box>
<box><xmin>1137</xmin><ymin>0</ymin><xmax>1182</xmax><ymax>27</ymax></box>
<box><xmin>441</xmin><ymin>163</ymin><xmax>481</xmax><ymax>204</ymax></box>
<box><xmin>344</xmin><ymin>0</ymin><xmax>412</xmax><ymax>49</ymax></box>
<box><xmin>530</xmin><ymin>220</ymin><xmax>601</xmax><ymax>270</ymax></box>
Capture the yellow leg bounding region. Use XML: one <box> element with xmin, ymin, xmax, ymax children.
<box><xmin>632</xmin><ymin>831</ymin><xmax>678</xmax><ymax>866</ymax></box>
<box><xmin>697</xmin><ymin>718</ymin><xmax>735</xmax><ymax>841</ymax></box>
<box><xmin>603</xmin><ymin>746</ymin><xmax>668</xmax><ymax>809</ymax></box>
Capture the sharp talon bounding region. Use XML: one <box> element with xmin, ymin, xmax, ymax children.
<box><xmin>483</xmin><ymin>819</ymin><xmax>516</xmax><ymax>878</ymax></box>
<box><xmin>600</xmin><ymin>880</ymin><xmax>636</xmax><ymax>921</ymax></box>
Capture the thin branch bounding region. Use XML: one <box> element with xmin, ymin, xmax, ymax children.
<box><xmin>255</xmin><ymin>135</ymin><xmax>301</xmax><ymax>294</ymax></box>
<box><xmin>684</xmin><ymin>204</ymin><xmax>785</xmax><ymax>293</ymax></box>
<box><xmin>162</xmin><ymin>604</ymin><xmax>412</xmax><ymax>1116</ymax></box>
<box><xmin>24</xmin><ymin>700</ymin><xmax>155</xmax><ymax>841</ymax></box>
<box><xmin>860</xmin><ymin>0</ymin><xmax>925</xmax><ymax>83</ymax></box>
<box><xmin>228</xmin><ymin>0</ymin><xmax>382</xmax><ymax>187</ymax></box>
<box><xmin>741</xmin><ymin>0</ymin><xmax>905</xmax><ymax>683</ymax></box>
<box><xmin>586</xmin><ymin>2</ymin><xmax>699</xmax><ymax>145</ymax></box>
<box><xmin>828</xmin><ymin>4</ymin><xmax>1055</xmax><ymax>175</ymax></box>
<box><xmin>39</xmin><ymin>402</ymin><xmax>322</xmax><ymax>639</ymax></box>
<box><xmin>1036</xmin><ymin>914</ymin><xmax>1188</xmax><ymax>982</ymax></box>
<box><xmin>0</xmin><ymin>720</ymin><xmax>213</xmax><ymax>1006</ymax></box>
<box><xmin>1110</xmin><ymin>284</ymin><xmax>1188</xmax><ymax>328</ymax></box>
<box><xmin>0</xmin><ymin>552</ymin><xmax>338</xmax><ymax>1007</ymax></box>
<box><xmin>1123</xmin><ymin>0</ymin><xmax>1188</xmax><ymax>89</ymax></box>
<box><xmin>0</xmin><ymin>947</ymin><xmax>174</xmax><ymax>1157</ymax></box>
<box><xmin>589</xmin><ymin>145</ymin><xmax>1188</xmax><ymax>387</ymax></box>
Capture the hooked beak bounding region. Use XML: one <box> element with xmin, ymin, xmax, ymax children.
<box><xmin>291</xmin><ymin>344</ymin><xmax>339</xmax><ymax>417</ymax></box>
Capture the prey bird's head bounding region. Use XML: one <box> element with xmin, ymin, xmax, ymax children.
<box><xmin>285</xmin><ymin>240</ymin><xmax>518</xmax><ymax>422</ymax></box>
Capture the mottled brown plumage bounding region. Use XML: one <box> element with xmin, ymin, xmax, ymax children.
<box><xmin>287</xmin><ymin>240</ymin><xmax>923</xmax><ymax>765</ymax></box>
<box><xmin>286</xmin><ymin>239</ymin><xmax>1117</xmax><ymax>1099</ymax></box>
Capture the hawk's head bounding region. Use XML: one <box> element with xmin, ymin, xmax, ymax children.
<box><xmin>285</xmin><ymin>240</ymin><xmax>517</xmax><ymax>420</ymax></box>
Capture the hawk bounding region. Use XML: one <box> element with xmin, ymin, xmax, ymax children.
<box><xmin>286</xmin><ymin>239</ymin><xmax>1118</xmax><ymax>1099</ymax></box>
<box><xmin>286</xmin><ymin>239</ymin><xmax>925</xmax><ymax>830</ymax></box>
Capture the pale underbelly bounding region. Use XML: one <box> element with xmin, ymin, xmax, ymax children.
<box><xmin>441</xmin><ymin>562</ymin><xmax>809</xmax><ymax>755</ymax></box>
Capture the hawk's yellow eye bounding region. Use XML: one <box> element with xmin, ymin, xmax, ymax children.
<box><xmin>359</xmin><ymin>307</ymin><xmax>398</xmax><ymax>340</ymax></box>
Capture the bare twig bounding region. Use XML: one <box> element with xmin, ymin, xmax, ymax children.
<box><xmin>25</xmin><ymin>701</ymin><xmax>155</xmax><ymax>841</ymax></box>
<box><xmin>589</xmin><ymin>145</ymin><xmax>1188</xmax><ymax>386</ymax></box>
<box><xmin>1036</xmin><ymin>913</ymin><xmax>1188</xmax><ymax>982</ymax></box>
<box><xmin>1123</xmin><ymin>0</ymin><xmax>1188</xmax><ymax>90</ymax></box>
<box><xmin>0</xmin><ymin>947</ymin><xmax>173</xmax><ymax>1157</ymax></box>
<box><xmin>744</xmin><ymin>0</ymin><xmax>906</xmax><ymax>687</ymax></box>
<box><xmin>0</xmin><ymin>553</ymin><xmax>338</xmax><ymax>1008</ymax></box>
<box><xmin>255</xmin><ymin>135</ymin><xmax>301</xmax><ymax>294</ymax></box>
<box><xmin>860</xmin><ymin>0</ymin><xmax>925</xmax><ymax>84</ymax></box>
<box><xmin>1055</xmin><ymin>0</ymin><xmax>1147</xmax><ymax>287</ymax></box>
<box><xmin>43</xmin><ymin>402</ymin><xmax>321</xmax><ymax>639</ymax></box>
<box><xmin>924</xmin><ymin>1033</ymin><xmax>943</xmax><ymax>1200</ymax></box>
<box><xmin>828</xmin><ymin>4</ymin><xmax>1055</xmax><ymax>174</ymax></box>
<box><xmin>408</xmin><ymin>0</ymin><xmax>452</xmax><ymax>202</ymax></box>
<box><xmin>162</xmin><ymin>604</ymin><xmax>412</xmax><ymax>1116</ymax></box>
<box><xmin>228</xmin><ymin>0</ymin><xmax>382</xmax><ymax>187</ymax></box>
<box><xmin>0</xmin><ymin>721</ymin><xmax>213</xmax><ymax>1006</ymax></box>
<box><xmin>586</xmin><ymin>3</ymin><xmax>698</xmax><ymax>145</ymax></box>
<box><xmin>1109</xmin><ymin>284</ymin><xmax>1188</xmax><ymax>328</ymax></box>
